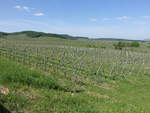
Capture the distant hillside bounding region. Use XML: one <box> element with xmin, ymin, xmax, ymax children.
<box><xmin>144</xmin><ymin>39</ymin><xmax>150</xmax><ymax>42</ymax></box>
<box><xmin>0</xmin><ymin>31</ymin><xmax>89</xmax><ymax>40</ymax></box>
<box><xmin>93</xmin><ymin>38</ymin><xmax>144</xmax><ymax>42</ymax></box>
<box><xmin>0</xmin><ymin>31</ymin><xmax>146</xmax><ymax>42</ymax></box>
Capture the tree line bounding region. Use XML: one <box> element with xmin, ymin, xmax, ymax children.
<box><xmin>113</xmin><ymin>41</ymin><xmax>140</xmax><ymax>50</ymax></box>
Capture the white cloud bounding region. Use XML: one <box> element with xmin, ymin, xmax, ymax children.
<box><xmin>102</xmin><ymin>18</ymin><xmax>110</xmax><ymax>21</ymax></box>
<box><xmin>33</xmin><ymin>13</ymin><xmax>45</xmax><ymax>16</ymax></box>
<box><xmin>14</xmin><ymin>5</ymin><xmax>45</xmax><ymax>16</ymax></box>
<box><xmin>14</xmin><ymin>5</ymin><xmax>21</xmax><ymax>9</ymax></box>
<box><xmin>23</xmin><ymin>6</ymin><xmax>30</xmax><ymax>11</ymax></box>
<box><xmin>89</xmin><ymin>18</ymin><xmax>98</xmax><ymax>22</ymax></box>
<box><xmin>116</xmin><ymin>16</ymin><xmax>130</xmax><ymax>20</ymax></box>
<box><xmin>143</xmin><ymin>16</ymin><xmax>150</xmax><ymax>19</ymax></box>
<box><xmin>14</xmin><ymin>5</ymin><xmax>33</xmax><ymax>11</ymax></box>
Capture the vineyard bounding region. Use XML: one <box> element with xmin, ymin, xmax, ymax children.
<box><xmin>0</xmin><ymin>37</ymin><xmax>150</xmax><ymax>83</ymax></box>
<box><xmin>1</xmin><ymin>36</ymin><xmax>150</xmax><ymax>113</ymax></box>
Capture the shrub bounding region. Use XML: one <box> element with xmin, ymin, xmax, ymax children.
<box><xmin>114</xmin><ymin>41</ymin><xmax>140</xmax><ymax>49</ymax></box>
<box><xmin>113</xmin><ymin>42</ymin><xmax>126</xmax><ymax>50</ymax></box>
<box><xmin>130</xmin><ymin>42</ymin><xmax>140</xmax><ymax>47</ymax></box>
<box><xmin>0</xmin><ymin>32</ymin><xmax>8</xmax><ymax>38</ymax></box>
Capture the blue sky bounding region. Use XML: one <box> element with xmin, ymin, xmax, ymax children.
<box><xmin>1</xmin><ymin>0</ymin><xmax>150</xmax><ymax>39</ymax></box>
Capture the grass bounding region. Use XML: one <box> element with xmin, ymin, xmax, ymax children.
<box><xmin>0</xmin><ymin>57</ymin><xmax>59</xmax><ymax>90</ymax></box>
<box><xmin>1</xmin><ymin>57</ymin><xmax>150</xmax><ymax>113</ymax></box>
<box><xmin>1</xmin><ymin>34</ymin><xmax>150</xmax><ymax>112</ymax></box>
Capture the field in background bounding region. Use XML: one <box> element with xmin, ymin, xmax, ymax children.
<box><xmin>1</xmin><ymin>33</ymin><xmax>150</xmax><ymax>112</ymax></box>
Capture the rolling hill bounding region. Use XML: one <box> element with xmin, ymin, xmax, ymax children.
<box><xmin>0</xmin><ymin>31</ymin><xmax>146</xmax><ymax>42</ymax></box>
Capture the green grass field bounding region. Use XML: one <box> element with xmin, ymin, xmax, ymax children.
<box><xmin>1</xmin><ymin>57</ymin><xmax>150</xmax><ymax>113</ymax></box>
<box><xmin>0</xmin><ymin>32</ymin><xmax>150</xmax><ymax>113</ymax></box>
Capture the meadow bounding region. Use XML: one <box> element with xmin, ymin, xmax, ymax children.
<box><xmin>0</xmin><ymin>32</ymin><xmax>150</xmax><ymax>113</ymax></box>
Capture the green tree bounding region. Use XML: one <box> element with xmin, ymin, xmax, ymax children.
<box><xmin>130</xmin><ymin>42</ymin><xmax>140</xmax><ymax>47</ymax></box>
<box><xmin>0</xmin><ymin>32</ymin><xmax>8</xmax><ymax>38</ymax></box>
<box><xmin>113</xmin><ymin>42</ymin><xmax>126</xmax><ymax>50</ymax></box>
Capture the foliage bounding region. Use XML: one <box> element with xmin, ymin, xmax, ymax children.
<box><xmin>25</xmin><ymin>31</ymin><xmax>43</xmax><ymax>38</ymax></box>
<box><xmin>113</xmin><ymin>41</ymin><xmax>126</xmax><ymax>50</ymax></box>
<box><xmin>114</xmin><ymin>41</ymin><xmax>140</xmax><ymax>49</ymax></box>
<box><xmin>0</xmin><ymin>32</ymin><xmax>8</xmax><ymax>38</ymax></box>
<box><xmin>130</xmin><ymin>41</ymin><xmax>140</xmax><ymax>47</ymax></box>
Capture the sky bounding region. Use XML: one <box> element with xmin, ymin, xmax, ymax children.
<box><xmin>0</xmin><ymin>0</ymin><xmax>150</xmax><ymax>39</ymax></box>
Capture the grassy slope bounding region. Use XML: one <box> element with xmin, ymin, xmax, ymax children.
<box><xmin>0</xmin><ymin>57</ymin><xmax>150</xmax><ymax>113</ymax></box>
